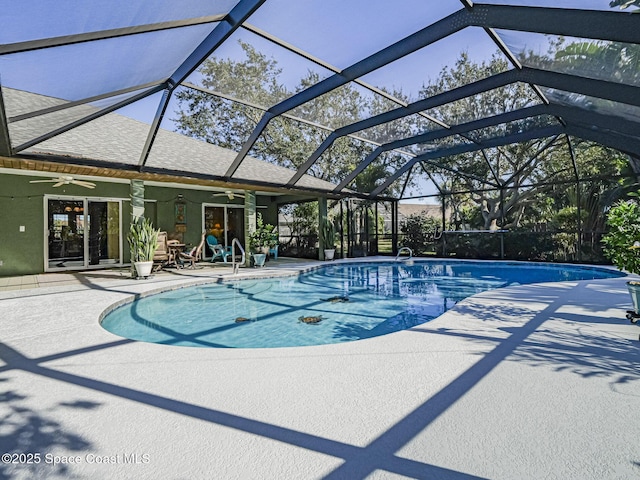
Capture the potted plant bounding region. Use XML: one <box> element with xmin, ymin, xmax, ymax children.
<box><xmin>319</xmin><ymin>217</ymin><xmax>337</xmax><ymax>261</ymax></box>
<box><xmin>602</xmin><ymin>194</ymin><xmax>640</xmax><ymax>319</ymax></box>
<box><xmin>127</xmin><ymin>217</ymin><xmax>160</xmax><ymax>278</ymax></box>
<box><xmin>249</xmin><ymin>213</ymin><xmax>277</xmax><ymax>267</ymax></box>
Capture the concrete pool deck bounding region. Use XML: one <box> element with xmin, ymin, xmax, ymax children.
<box><xmin>1</xmin><ymin>258</ymin><xmax>639</xmax><ymax>479</ymax></box>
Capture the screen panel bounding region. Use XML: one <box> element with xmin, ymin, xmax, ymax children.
<box><xmin>246</xmin><ymin>0</ymin><xmax>462</xmax><ymax>70</ymax></box>
<box><xmin>1</xmin><ymin>0</ymin><xmax>235</xmax><ymax>44</ymax></box>
<box><xmin>0</xmin><ymin>23</ymin><xmax>218</xmax><ymax>102</ymax></box>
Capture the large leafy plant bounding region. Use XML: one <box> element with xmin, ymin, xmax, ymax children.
<box><xmin>127</xmin><ymin>218</ymin><xmax>160</xmax><ymax>262</ymax></box>
<box><xmin>602</xmin><ymin>196</ymin><xmax>640</xmax><ymax>275</ymax></box>
<box><xmin>249</xmin><ymin>213</ymin><xmax>277</xmax><ymax>251</ymax></box>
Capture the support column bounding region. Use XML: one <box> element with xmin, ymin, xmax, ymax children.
<box><xmin>441</xmin><ymin>193</ymin><xmax>447</xmax><ymax>257</ymax></box>
<box><xmin>499</xmin><ymin>187</ymin><xmax>505</xmax><ymax>260</ymax></box>
<box><xmin>391</xmin><ymin>200</ymin><xmax>398</xmax><ymax>256</ymax></box>
<box><xmin>346</xmin><ymin>200</ymin><xmax>352</xmax><ymax>257</ymax></box>
<box><xmin>318</xmin><ymin>196</ymin><xmax>328</xmax><ymax>260</ymax></box>
<box><xmin>567</xmin><ymin>135</ymin><xmax>582</xmax><ymax>262</ymax></box>
<box><xmin>129</xmin><ymin>180</ymin><xmax>145</xmax><ymax>275</ymax></box>
<box><xmin>374</xmin><ymin>202</ymin><xmax>379</xmax><ymax>256</ymax></box>
<box><xmin>339</xmin><ymin>200</ymin><xmax>344</xmax><ymax>259</ymax></box>
<box><xmin>244</xmin><ymin>190</ymin><xmax>256</xmax><ymax>267</ymax></box>
<box><xmin>130</xmin><ymin>179</ymin><xmax>145</xmax><ymax>224</ymax></box>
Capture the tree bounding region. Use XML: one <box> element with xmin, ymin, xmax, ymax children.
<box><xmin>174</xmin><ymin>41</ymin><xmax>285</xmax><ymax>150</ymax></box>
<box><xmin>173</xmin><ymin>38</ymin><xmax>634</xmax><ymax>241</ymax></box>
<box><xmin>609</xmin><ymin>0</ymin><xmax>640</xmax><ymax>11</ymax></box>
<box><xmin>173</xmin><ymin>41</ymin><xmax>408</xmax><ymax>192</ymax></box>
<box><xmin>419</xmin><ymin>52</ymin><xmax>565</xmax><ymax>230</ymax></box>
<box><xmin>527</xmin><ymin>36</ymin><xmax>640</xmax><ymax>87</ymax></box>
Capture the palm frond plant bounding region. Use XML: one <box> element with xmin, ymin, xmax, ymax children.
<box><xmin>127</xmin><ymin>218</ymin><xmax>160</xmax><ymax>277</ymax></box>
<box><xmin>319</xmin><ymin>217</ymin><xmax>337</xmax><ymax>260</ymax></box>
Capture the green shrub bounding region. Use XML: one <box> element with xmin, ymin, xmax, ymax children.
<box><xmin>400</xmin><ymin>213</ymin><xmax>439</xmax><ymax>255</ymax></box>
<box><xmin>602</xmin><ymin>198</ymin><xmax>640</xmax><ymax>274</ymax></box>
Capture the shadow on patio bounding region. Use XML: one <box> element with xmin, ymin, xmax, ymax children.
<box><xmin>0</xmin><ymin>277</ymin><xmax>637</xmax><ymax>479</ymax></box>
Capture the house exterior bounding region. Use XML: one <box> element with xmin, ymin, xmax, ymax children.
<box><xmin>0</xmin><ymin>89</ymin><xmax>340</xmax><ymax>276</ymax></box>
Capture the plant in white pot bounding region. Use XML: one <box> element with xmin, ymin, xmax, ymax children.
<box><xmin>249</xmin><ymin>213</ymin><xmax>277</xmax><ymax>267</ymax></box>
<box><xmin>127</xmin><ymin>218</ymin><xmax>160</xmax><ymax>278</ymax></box>
<box><xmin>319</xmin><ymin>217</ymin><xmax>337</xmax><ymax>261</ymax></box>
<box><xmin>602</xmin><ymin>194</ymin><xmax>640</xmax><ymax>321</ymax></box>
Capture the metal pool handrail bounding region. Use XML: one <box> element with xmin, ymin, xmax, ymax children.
<box><xmin>231</xmin><ymin>238</ymin><xmax>246</xmax><ymax>274</ymax></box>
<box><xmin>395</xmin><ymin>246</ymin><xmax>413</xmax><ymax>262</ymax></box>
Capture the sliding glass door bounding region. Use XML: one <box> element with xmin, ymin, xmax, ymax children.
<box><xmin>47</xmin><ymin>199</ymin><xmax>85</xmax><ymax>269</ymax></box>
<box><xmin>46</xmin><ymin>197</ymin><xmax>122</xmax><ymax>270</ymax></box>
<box><xmin>203</xmin><ymin>204</ymin><xmax>245</xmax><ymax>258</ymax></box>
<box><xmin>88</xmin><ymin>200</ymin><xmax>121</xmax><ymax>266</ymax></box>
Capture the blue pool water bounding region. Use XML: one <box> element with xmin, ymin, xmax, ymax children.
<box><xmin>101</xmin><ymin>261</ymin><xmax>623</xmax><ymax>348</ymax></box>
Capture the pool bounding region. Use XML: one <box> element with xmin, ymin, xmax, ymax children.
<box><xmin>100</xmin><ymin>261</ymin><xmax>624</xmax><ymax>348</ymax></box>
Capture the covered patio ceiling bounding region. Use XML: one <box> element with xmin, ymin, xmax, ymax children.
<box><xmin>1</xmin><ymin>1</ymin><xmax>638</xmax><ymax>200</ymax></box>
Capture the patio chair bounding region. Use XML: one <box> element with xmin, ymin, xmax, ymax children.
<box><xmin>181</xmin><ymin>232</ymin><xmax>206</xmax><ymax>269</ymax></box>
<box><xmin>269</xmin><ymin>244</ymin><xmax>278</xmax><ymax>260</ymax></box>
<box><xmin>206</xmin><ymin>235</ymin><xmax>232</xmax><ymax>262</ymax></box>
<box><xmin>153</xmin><ymin>231</ymin><xmax>172</xmax><ymax>271</ymax></box>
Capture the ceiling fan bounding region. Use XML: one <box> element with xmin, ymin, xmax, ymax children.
<box><xmin>29</xmin><ymin>175</ymin><xmax>96</xmax><ymax>189</ymax></box>
<box><xmin>212</xmin><ymin>190</ymin><xmax>244</xmax><ymax>200</ymax></box>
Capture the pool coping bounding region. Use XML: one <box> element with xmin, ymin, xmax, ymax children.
<box><xmin>98</xmin><ymin>256</ymin><xmax>628</xmax><ymax>330</ymax></box>
<box><xmin>97</xmin><ymin>257</ymin><xmax>628</xmax><ymax>346</ymax></box>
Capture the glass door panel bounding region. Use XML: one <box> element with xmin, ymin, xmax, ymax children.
<box><xmin>204</xmin><ymin>206</ymin><xmax>225</xmax><ymax>244</ymax></box>
<box><xmin>47</xmin><ymin>199</ymin><xmax>85</xmax><ymax>269</ymax></box>
<box><xmin>88</xmin><ymin>200</ymin><xmax>120</xmax><ymax>265</ymax></box>
<box><xmin>227</xmin><ymin>207</ymin><xmax>245</xmax><ymax>249</ymax></box>
<box><xmin>203</xmin><ymin>205</ymin><xmax>245</xmax><ymax>258</ymax></box>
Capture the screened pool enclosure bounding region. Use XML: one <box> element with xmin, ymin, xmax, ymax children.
<box><xmin>1</xmin><ymin>1</ymin><xmax>639</xmax><ymax>264</ymax></box>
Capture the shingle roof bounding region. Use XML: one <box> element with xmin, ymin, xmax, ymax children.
<box><xmin>5</xmin><ymin>88</ymin><xmax>339</xmax><ymax>193</ymax></box>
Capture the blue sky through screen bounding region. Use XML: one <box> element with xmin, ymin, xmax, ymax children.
<box><xmin>2</xmin><ymin>0</ymin><xmax>629</xmax><ymax>202</ymax></box>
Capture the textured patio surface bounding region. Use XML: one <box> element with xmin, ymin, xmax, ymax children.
<box><xmin>0</xmin><ymin>258</ymin><xmax>639</xmax><ymax>480</ymax></box>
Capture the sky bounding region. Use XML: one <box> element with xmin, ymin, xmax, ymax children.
<box><xmin>2</xmin><ymin>0</ymin><xmax>623</xmax><ymax>118</ymax></box>
<box><xmin>0</xmin><ymin>0</ymin><xmax>628</xmax><ymax>203</ymax></box>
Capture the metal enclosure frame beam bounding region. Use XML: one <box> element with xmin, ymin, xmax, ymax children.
<box><xmin>296</xmin><ymin>67</ymin><xmax>639</xmax><ymax>189</ymax></box>
<box><xmin>291</xmin><ymin>69</ymin><xmax>520</xmax><ymax>186</ymax></box>
<box><xmin>137</xmin><ymin>0</ymin><xmax>266</xmax><ymax>170</ymax></box>
<box><xmin>2</xmin><ymin>2</ymin><xmax>262</xmax><ymax>155</ymax></box>
<box><xmin>336</xmin><ymin>102</ymin><xmax>637</xmax><ymax>195</ymax></box>
<box><xmin>7</xmin><ymin>80</ymin><xmax>166</xmax><ymax>124</ymax></box>
<box><xmin>332</xmin><ymin>104</ymin><xmax>549</xmax><ymax>193</ymax></box>
<box><xmin>138</xmin><ymin>88</ymin><xmax>172</xmax><ymax>168</ymax></box>
<box><xmin>565</xmin><ymin>125</ymin><xmax>640</xmax><ymax>157</ymax></box>
<box><xmin>0</xmin><ymin>16</ymin><xmax>226</xmax><ymax>55</ymax></box>
<box><xmin>370</xmin><ymin>125</ymin><xmax>564</xmax><ymax>197</ymax></box>
<box><xmin>469</xmin><ymin>4</ymin><xmax>640</xmax><ymax>44</ymax></box>
<box><xmin>12</xmin><ymin>84</ymin><xmax>167</xmax><ymax>153</ymax></box>
<box><xmin>546</xmin><ymin>104</ymin><xmax>640</xmax><ymax>139</ymax></box>
<box><xmin>565</xmin><ymin>134</ymin><xmax>582</xmax><ymax>261</ymax></box>
<box><xmin>168</xmin><ymin>0</ymin><xmax>267</xmax><ymax>88</ymax></box>
<box><xmin>229</xmin><ymin>4</ymin><xmax>639</xmax><ymax>180</ymax></box>
<box><xmin>225</xmin><ymin>9</ymin><xmax>471</xmax><ymax>178</ymax></box>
